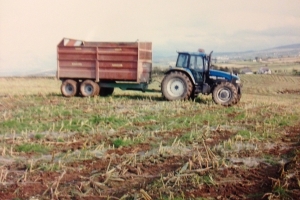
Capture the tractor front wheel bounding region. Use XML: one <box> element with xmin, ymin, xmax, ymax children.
<box><xmin>212</xmin><ymin>82</ymin><xmax>238</xmax><ymax>106</ymax></box>
<box><xmin>233</xmin><ymin>88</ymin><xmax>242</xmax><ymax>104</ymax></box>
<box><xmin>161</xmin><ymin>71</ymin><xmax>193</xmax><ymax>101</ymax></box>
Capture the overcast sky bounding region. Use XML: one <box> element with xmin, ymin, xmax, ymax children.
<box><xmin>1</xmin><ymin>0</ymin><xmax>300</xmax><ymax>75</ymax></box>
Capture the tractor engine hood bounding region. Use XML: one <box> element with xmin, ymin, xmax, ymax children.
<box><xmin>209</xmin><ymin>69</ymin><xmax>239</xmax><ymax>81</ymax></box>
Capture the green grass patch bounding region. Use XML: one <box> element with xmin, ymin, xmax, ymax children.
<box><xmin>90</xmin><ymin>115</ymin><xmax>128</xmax><ymax>128</ymax></box>
<box><xmin>16</xmin><ymin>143</ymin><xmax>50</xmax><ymax>154</ymax></box>
<box><xmin>273</xmin><ymin>185</ymin><xmax>291</xmax><ymax>199</ymax></box>
<box><xmin>34</xmin><ymin>133</ymin><xmax>44</xmax><ymax>140</ymax></box>
<box><xmin>263</xmin><ymin>154</ymin><xmax>278</xmax><ymax>165</ymax></box>
<box><xmin>112</xmin><ymin>138</ymin><xmax>132</xmax><ymax>148</ymax></box>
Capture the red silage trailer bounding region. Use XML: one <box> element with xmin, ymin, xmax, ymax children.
<box><xmin>57</xmin><ymin>38</ymin><xmax>152</xmax><ymax>97</ymax></box>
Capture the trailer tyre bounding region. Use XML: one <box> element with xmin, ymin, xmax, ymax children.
<box><xmin>161</xmin><ymin>71</ymin><xmax>193</xmax><ymax>101</ymax></box>
<box><xmin>93</xmin><ymin>82</ymin><xmax>100</xmax><ymax>96</ymax></box>
<box><xmin>80</xmin><ymin>80</ymin><xmax>97</xmax><ymax>97</ymax></box>
<box><xmin>212</xmin><ymin>82</ymin><xmax>238</xmax><ymax>106</ymax></box>
<box><xmin>61</xmin><ymin>79</ymin><xmax>77</xmax><ymax>97</ymax></box>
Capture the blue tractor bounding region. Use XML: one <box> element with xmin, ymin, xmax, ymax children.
<box><xmin>161</xmin><ymin>50</ymin><xmax>242</xmax><ymax>106</ymax></box>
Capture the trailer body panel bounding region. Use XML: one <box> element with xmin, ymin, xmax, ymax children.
<box><xmin>57</xmin><ymin>38</ymin><xmax>152</xmax><ymax>83</ymax></box>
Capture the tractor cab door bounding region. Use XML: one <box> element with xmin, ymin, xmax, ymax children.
<box><xmin>189</xmin><ymin>55</ymin><xmax>204</xmax><ymax>84</ymax></box>
<box><xmin>176</xmin><ymin>53</ymin><xmax>203</xmax><ymax>83</ymax></box>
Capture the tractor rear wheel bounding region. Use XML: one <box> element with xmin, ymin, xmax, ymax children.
<box><xmin>61</xmin><ymin>79</ymin><xmax>77</xmax><ymax>97</ymax></box>
<box><xmin>161</xmin><ymin>71</ymin><xmax>193</xmax><ymax>101</ymax></box>
<box><xmin>80</xmin><ymin>80</ymin><xmax>97</xmax><ymax>97</ymax></box>
<box><xmin>212</xmin><ymin>82</ymin><xmax>238</xmax><ymax>106</ymax></box>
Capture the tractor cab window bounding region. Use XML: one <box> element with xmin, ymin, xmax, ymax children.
<box><xmin>176</xmin><ymin>54</ymin><xmax>189</xmax><ymax>68</ymax></box>
<box><xmin>189</xmin><ymin>55</ymin><xmax>204</xmax><ymax>71</ymax></box>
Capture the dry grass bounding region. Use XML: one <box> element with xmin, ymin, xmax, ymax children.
<box><xmin>0</xmin><ymin>77</ymin><xmax>60</xmax><ymax>96</ymax></box>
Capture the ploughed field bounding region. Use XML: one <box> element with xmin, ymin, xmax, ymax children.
<box><xmin>0</xmin><ymin>74</ymin><xmax>300</xmax><ymax>199</ymax></box>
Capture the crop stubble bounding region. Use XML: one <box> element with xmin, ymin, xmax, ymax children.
<box><xmin>0</xmin><ymin>75</ymin><xmax>300</xmax><ymax>199</ymax></box>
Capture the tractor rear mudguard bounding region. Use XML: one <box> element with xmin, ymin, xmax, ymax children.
<box><xmin>164</xmin><ymin>68</ymin><xmax>196</xmax><ymax>85</ymax></box>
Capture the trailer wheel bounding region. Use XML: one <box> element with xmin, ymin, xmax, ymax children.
<box><xmin>161</xmin><ymin>71</ymin><xmax>193</xmax><ymax>101</ymax></box>
<box><xmin>61</xmin><ymin>79</ymin><xmax>77</xmax><ymax>97</ymax></box>
<box><xmin>212</xmin><ymin>82</ymin><xmax>238</xmax><ymax>106</ymax></box>
<box><xmin>93</xmin><ymin>82</ymin><xmax>100</xmax><ymax>96</ymax></box>
<box><xmin>80</xmin><ymin>80</ymin><xmax>97</xmax><ymax>97</ymax></box>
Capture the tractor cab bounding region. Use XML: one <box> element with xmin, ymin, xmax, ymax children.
<box><xmin>175</xmin><ymin>49</ymin><xmax>213</xmax><ymax>82</ymax></box>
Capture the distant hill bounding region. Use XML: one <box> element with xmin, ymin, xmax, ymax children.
<box><xmin>218</xmin><ymin>43</ymin><xmax>300</xmax><ymax>54</ymax></box>
<box><xmin>214</xmin><ymin>43</ymin><xmax>300</xmax><ymax>59</ymax></box>
<box><xmin>269</xmin><ymin>43</ymin><xmax>300</xmax><ymax>50</ymax></box>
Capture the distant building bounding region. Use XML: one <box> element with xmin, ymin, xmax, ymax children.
<box><xmin>255</xmin><ymin>57</ymin><xmax>262</xmax><ymax>62</ymax></box>
<box><xmin>240</xmin><ymin>67</ymin><xmax>253</xmax><ymax>74</ymax></box>
<box><xmin>258</xmin><ymin>67</ymin><xmax>272</xmax><ymax>74</ymax></box>
<box><xmin>254</xmin><ymin>57</ymin><xmax>268</xmax><ymax>62</ymax></box>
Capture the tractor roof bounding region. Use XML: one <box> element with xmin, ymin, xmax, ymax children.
<box><xmin>177</xmin><ymin>51</ymin><xmax>207</xmax><ymax>57</ymax></box>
